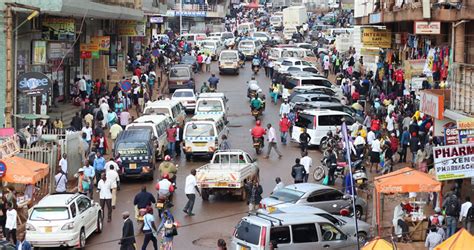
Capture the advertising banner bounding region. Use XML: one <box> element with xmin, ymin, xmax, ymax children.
<box><xmin>457</xmin><ymin>118</ymin><xmax>474</xmax><ymax>144</ymax></box>
<box><xmin>32</xmin><ymin>41</ymin><xmax>47</xmax><ymax>65</ymax></box>
<box><xmin>414</xmin><ymin>21</ymin><xmax>441</xmax><ymax>35</ymax></box>
<box><xmin>117</xmin><ymin>20</ymin><xmax>146</xmax><ymax>36</ymax></box>
<box><xmin>17</xmin><ymin>72</ymin><xmax>51</xmax><ymax>96</ymax></box>
<box><xmin>420</xmin><ymin>91</ymin><xmax>444</xmax><ymax>119</ymax></box>
<box><xmin>433</xmin><ymin>144</ymin><xmax>474</xmax><ymax>181</ymax></box>
<box><xmin>362</xmin><ymin>28</ymin><xmax>391</xmax><ymax>48</ymax></box>
<box><xmin>42</xmin><ymin>18</ymin><xmax>75</xmax><ymax>41</ymax></box>
<box><xmin>444</xmin><ymin>127</ymin><xmax>459</xmax><ymax>145</ymax></box>
<box><xmin>91</xmin><ymin>36</ymin><xmax>111</xmax><ymax>51</ymax></box>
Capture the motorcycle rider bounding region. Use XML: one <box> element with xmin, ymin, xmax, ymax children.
<box><xmin>326</xmin><ymin>148</ymin><xmax>338</xmax><ymax>185</ymax></box>
<box><xmin>252</xmin><ymin>55</ymin><xmax>261</xmax><ymax>73</ymax></box>
<box><xmin>155</xmin><ymin>173</ymin><xmax>175</xmax><ymax>207</ymax></box>
<box><xmin>200</xmin><ymin>81</ymin><xmax>209</xmax><ymax>93</ymax></box>
<box><xmin>250</xmin><ymin>94</ymin><xmax>264</xmax><ymax>114</ymax></box>
<box><xmin>208</xmin><ymin>74</ymin><xmax>219</xmax><ymax>90</ymax></box>
<box><xmin>251</xmin><ymin>120</ymin><xmax>266</xmax><ymax>147</ymax></box>
<box><xmin>247</xmin><ymin>76</ymin><xmax>261</xmax><ymax>98</ymax></box>
<box><xmin>159</xmin><ymin>155</ymin><xmax>177</xmax><ymax>185</ymax></box>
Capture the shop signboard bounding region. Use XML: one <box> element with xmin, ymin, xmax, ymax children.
<box><xmin>17</xmin><ymin>72</ymin><xmax>51</xmax><ymax>96</ymax></box>
<box><xmin>91</xmin><ymin>36</ymin><xmax>110</xmax><ymax>51</ymax></box>
<box><xmin>48</xmin><ymin>42</ymin><xmax>73</xmax><ymax>59</ymax></box>
<box><xmin>80</xmin><ymin>43</ymin><xmax>99</xmax><ymax>52</ymax></box>
<box><xmin>419</xmin><ymin>90</ymin><xmax>444</xmax><ymax>119</ymax></box>
<box><xmin>414</xmin><ymin>21</ymin><xmax>441</xmax><ymax>35</ymax></box>
<box><xmin>457</xmin><ymin>118</ymin><xmax>474</xmax><ymax>144</ymax></box>
<box><xmin>32</xmin><ymin>40</ymin><xmax>47</xmax><ymax>65</ymax></box>
<box><xmin>361</xmin><ymin>28</ymin><xmax>391</xmax><ymax>48</ymax></box>
<box><xmin>117</xmin><ymin>20</ymin><xmax>146</xmax><ymax>37</ymax></box>
<box><xmin>0</xmin><ymin>161</ymin><xmax>6</xmax><ymax>178</ymax></box>
<box><xmin>42</xmin><ymin>18</ymin><xmax>75</xmax><ymax>41</ymax></box>
<box><xmin>80</xmin><ymin>51</ymin><xmax>91</xmax><ymax>59</ymax></box>
<box><xmin>444</xmin><ymin>127</ymin><xmax>459</xmax><ymax>145</ymax></box>
<box><xmin>149</xmin><ymin>16</ymin><xmax>164</xmax><ymax>24</ymax></box>
<box><xmin>335</xmin><ymin>34</ymin><xmax>352</xmax><ymax>53</ymax></box>
<box><xmin>433</xmin><ymin>144</ymin><xmax>474</xmax><ymax>181</ymax></box>
<box><xmin>369</xmin><ymin>13</ymin><xmax>381</xmax><ymax>24</ymax></box>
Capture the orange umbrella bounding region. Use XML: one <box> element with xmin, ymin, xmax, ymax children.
<box><xmin>374</xmin><ymin>167</ymin><xmax>441</xmax><ymax>193</ymax></box>
<box><xmin>0</xmin><ymin>156</ymin><xmax>49</xmax><ymax>184</ymax></box>
<box><xmin>434</xmin><ymin>228</ymin><xmax>474</xmax><ymax>250</ymax></box>
<box><xmin>362</xmin><ymin>238</ymin><xmax>394</xmax><ymax>250</ymax></box>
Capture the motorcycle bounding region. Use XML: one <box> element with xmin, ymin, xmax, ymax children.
<box><xmin>251</xmin><ymin>108</ymin><xmax>262</xmax><ymax>121</ymax></box>
<box><xmin>252</xmin><ymin>137</ymin><xmax>264</xmax><ymax>154</ymax></box>
<box><xmin>239</xmin><ymin>59</ymin><xmax>245</xmax><ymax>68</ymax></box>
<box><xmin>209</xmin><ymin>86</ymin><xmax>216</xmax><ymax>92</ymax></box>
<box><xmin>156</xmin><ymin>193</ymin><xmax>173</xmax><ymax>219</ymax></box>
<box><xmin>252</xmin><ymin>65</ymin><xmax>260</xmax><ymax>74</ymax></box>
<box><xmin>351</xmin><ymin>159</ymin><xmax>368</xmax><ymax>188</ymax></box>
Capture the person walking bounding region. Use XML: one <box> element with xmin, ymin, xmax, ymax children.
<box><xmin>141</xmin><ymin>208</ymin><xmax>158</xmax><ymax>250</ymax></box>
<box><xmin>300</xmin><ymin>151</ymin><xmax>312</xmax><ymax>182</ymax></box>
<box><xmin>106</xmin><ymin>164</ymin><xmax>120</xmax><ymax>209</ymax></box>
<box><xmin>443</xmin><ymin>191</ymin><xmax>461</xmax><ymax>237</ymax></box>
<box><xmin>15</xmin><ymin>232</ymin><xmax>31</xmax><ymax>250</ymax></box>
<box><xmin>175</xmin><ymin>123</ymin><xmax>183</xmax><ymax>157</ymax></box>
<box><xmin>205</xmin><ymin>54</ymin><xmax>212</xmax><ymax>72</ymax></box>
<box><xmin>184</xmin><ymin>169</ymin><xmax>201</xmax><ymax>216</ymax></box>
<box><xmin>166</xmin><ymin>124</ymin><xmax>177</xmax><ymax>158</ymax></box>
<box><xmin>399</xmin><ymin>127</ymin><xmax>410</xmax><ymax>163</ymax></box>
<box><xmin>272</xmin><ymin>177</ymin><xmax>284</xmax><ymax>193</ymax></box>
<box><xmin>119</xmin><ymin>211</ymin><xmax>136</xmax><ymax>250</ymax></box>
<box><xmin>59</xmin><ymin>153</ymin><xmax>68</xmax><ymax>176</ymax></box>
<box><xmin>279</xmin><ymin>114</ymin><xmax>291</xmax><ymax>145</ymax></box>
<box><xmin>299</xmin><ymin>128</ymin><xmax>311</xmax><ymax>153</ymax></box>
<box><xmin>5</xmin><ymin>202</ymin><xmax>17</xmax><ymax>244</ymax></box>
<box><xmin>264</xmin><ymin>123</ymin><xmax>282</xmax><ymax>159</ymax></box>
<box><xmin>157</xmin><ymin>210</ymin><xmax>177</xmax><ymax>250</ymax></box>
<box><xmin>425</xmin><ymin>226</ymin><xmax>443</xmax><ymax>250</ymax></box>
<box><xmin>54</xmin><ymin>169</ymin><xmax>68</xmax><ymax>193</ymax></box>
<box><xmin>460</xmin><ymin>196</ymin><xmax>473</xmax><ymax>233</ymax></box>
<box><xmin>76</xmin><ymin>168</ymin><xmax>90</xmax><ymax>195</ymax></box>
<box><xmin>83</xmin><ymin>160</ymin><xmax>95</xmax><ymax>198</ymax></box>
<box><xmin>279</xmin><ymin>99</ymin><xmax>290</xmax><ymax>117</ymax></box>
<box><xmin>291</xmin><ymin>158</ymin><xmax>306</xmax><ymax>184</ymax></box>
<box><xmin>133</xmin><ymin>186</ymin><xmax>156</xmax><ymax>220</ymax></box>
<box><xmin>97</xmin><ymin>173</ymin><xmax>113</xmax><ymax>222</ymax></box>
<box><xmin>245</xmin><ymin>180</ymin><xmax>263</xmax><ymax>212</ymax></box>
<box><xmin>93</xmin><ymin>152</ymin><xmax>106</xmax><ymax>185</ymax></box>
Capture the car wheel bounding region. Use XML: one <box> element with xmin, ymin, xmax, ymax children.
<box><xmin>202</xmin><ymin>188</ymin><xmax>210</xmax><ymax>201</ymax></box>
<box><xmin>357</xmin><ymin>231</ymin><xmax>367</xmax><ymax>246</ymax></box>
<box><xmin>96</xmin><ymin>212</ymin><xmax>103</xmax><ymax>233</ymax></box>
<box><xmin>355</xmin><ymin>205</ymin><xmax>363</xmax><ymax>219</ymax></box>
<box><xmin>79</xmin><ymin>228</ymin><xmax>86</xmax><ymax>249</ymax></box>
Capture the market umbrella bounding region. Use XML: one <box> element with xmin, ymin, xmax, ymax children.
<box><xmin>0</xmin><ymin>156</ymin><xmax>49</xmax><ymax>184</ymax></box>
<box><xmin>14</xmin><ymin>113</ymin><xmax>50</xmax><ymax>120</ymax></box>
<box><xmin>362</xmin><ymin>238</ymin><xmax>394</xmax><ymax>250</ymax></box>
<box><xmin>434</xmin><ymin>228</ymin><xmax>474</xmax><ymax>250</ymax></box>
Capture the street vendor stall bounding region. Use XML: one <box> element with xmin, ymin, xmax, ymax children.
<box><xmin>434</xmin><ymin>228</ymin><xmax>474</xmax><ymax>250</ymax></box>
<box><xmin>374</xmin><ymin>167</ymin><xmax>442</xmax><ymax>241</ymax></box>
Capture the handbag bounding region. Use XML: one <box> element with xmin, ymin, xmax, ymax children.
<box><xmin>322</xmin><ymin>175</ymin><xmax>329</xmax><ymax>185</ymax></box>
<box><xmin>164</xmin><ymin>223</ymin><xmax>178</xmax><ymax>237</ymax></box>
<box><xmin>82</xmin><ymin>180</ymin><xmax>90</xmax><ymax>191</ymax></box>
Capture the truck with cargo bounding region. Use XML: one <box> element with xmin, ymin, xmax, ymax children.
<box><xmin>282</xmin><ymin>6</ymin><xmax>308</xmax><ymax>29</ymax></box>
<box><xmin>196</xmin><ymin>150</ymin><xmax>259</xmax><ymax>201</ymax></box>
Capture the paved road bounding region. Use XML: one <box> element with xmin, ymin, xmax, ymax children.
<box><xmin>85</xmin><ymin>62</ymin><xmax>324</xmax><ymax>249</ymax></box>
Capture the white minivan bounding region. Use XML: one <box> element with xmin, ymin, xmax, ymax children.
<box><xmin>143</xmin><ymin>99</ymin><xmax>186</xmax><ymax>126</ymax></box>
<box><xmin>218</xmin><ymin>50</ymin><xmax>240</xmax><ymax>74</ymax></box>
<box><xmin>195</xmin><ymin>93</ymin><xmax>228</xmax><ymax>123</ymax></box>
<box><xmin>291</xmin><ymin>110</ymin><xmax>355</xmax><ymax>146</ymax></box>
<box><xmin>125</xmin><ymin>114</ymin><xmax>172</xmax><ymax>159</ymax></box>
<box><xmin>183</xmin><ymin>113</ymin><xmax>228</xmax><ymax>160</ymax></box>
<box><xmin>238</xmin><ymin>39</ymin><xmax>263</xmax><ymax>59</ymax></box>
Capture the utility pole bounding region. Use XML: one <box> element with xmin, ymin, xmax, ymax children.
<box><xmin>5</xmin><ymin>5</ymin><xmax>13</xmax><ymax>128</ymax></box>
<box><xmin>179</xmin><ymin>0</ymin><xmax>183</xmax><ymax>35</ymax></box>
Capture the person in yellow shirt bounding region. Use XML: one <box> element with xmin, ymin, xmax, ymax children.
<box><xmin>357</xmin><ymin>125</ymin><xmax>367</xmax><ymax>138</ymax></box>
<box><xmin>52</xmin><ymin>118</ymin><xmax>63</xmax><ymax>129</ymax></box>
<box><xmin>109</xmin><ymin>123</ymin><xmax>123</xmax><ymax>146</ymax></box>
<box><xmin>84</xmin><ymin>112</ymin><xmax>94</xmax><ymax>127</ymax></box>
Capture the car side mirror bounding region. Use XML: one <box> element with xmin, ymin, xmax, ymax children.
<box><xmin>343</xmin><ymin>194</ymin><xmax>351</xmax><ymax>200</ymax></box>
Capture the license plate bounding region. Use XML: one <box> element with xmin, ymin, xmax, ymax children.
<box><xmin>357</xmin><ymin>179</ymin><xmax>363</xmax><ymax>184</ymax></box>
<box><xmin>239</xmin><ymin>246</ymin><xmax>249</xmax><ymax>250</ymax></box>
<box><xmin>44</xmin><ymin>226</ymin><xmax>52</xmax><ymax>233</ymax></box>
<box><xmin>129</xmin><ymin>163</ymin><xmax>137</xmax><ymax>169</ymax></box>
<box><xmin>177</xmin><ymin>81</ymin><xmax>183</xmax><ymax>85</ymax></box>
<box><xmin>193</xmin><ymin>142</ymin><xmax>207</xmax><ymax>147</ymax></box>
<box><xmin>217</xmin><ymin>182</ymin><xmax>228</xmax><ymax>187</ymax></box>
<box><xmin>226</xmin><ymin>62</ymin><xmax>232</xmax><ymax>65</ymax></box>
<box><xmin>156</xmin><ymin>203</ymin><xmax>164</xmax><ymax>208</ymax></box>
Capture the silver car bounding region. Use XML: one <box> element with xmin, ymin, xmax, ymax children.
<box><xmin>260</xmin><ymin>183</ymin><xmax>367</xmax><ymax>219</ymax></box>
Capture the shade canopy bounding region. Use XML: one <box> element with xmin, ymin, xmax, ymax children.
<box><xmin>0</xmin><ymin>156</ymin><xmax>49</xmax><ymax>184</ymax></box>
<box><xmin>374</xmin><ymin>167</ymin><xmax>441</xmax><ymax>193</ymax></box>
<box><xmin>362</xmin><ymin>238</ymin><xmax>394</xmax><ymax>250</ymax></box>
<box><xmin>435</xmin><ymin>228</ymin><xmax>474</xmax><ymax>250</ymax></box>
<box><xmin>14</xmin><ymin>113</ymin><xmax>50</xmax><ymax>120</ymax></box>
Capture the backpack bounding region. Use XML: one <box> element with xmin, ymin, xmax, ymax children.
<box><xmin>430</xmin><ymin>215</ymin><xmax>440</xmax><ymax>226</ymax></box>
<box><xmin>467</xmin><ymin>206</ymin><xmax>474</xmax><ymax>220</ymax></box>
<box><xmin>445</xmin><ymin>196</ymin><xmax>460</xmax><ymax>217</ymax></box>
<box><xmin>140</xmin><ymin>74</ymin><xmax>147</xmax><ymax>83</ymax></box>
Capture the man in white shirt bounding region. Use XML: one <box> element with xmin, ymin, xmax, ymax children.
<box><xmin>264</xmin><ymin>123</ymin><xmax>282</xmax><ymax>159</ymax></box>
<box><xmin>279</xmin><ymin>100</ymin><xmax>291</xmax><ymax>117</ymax></box>
<box><xmin>5</xmin><ymin>202</ymin><xmax>17</xmax><ymax>244</ymax></box>
<box><xmin>367</xmin><ymin>129</ymin><xmax>376</xmax><ymax>146</ymax></box>
<box><xmin>97</xmin><ymin>173</ymin><xmax>113</xmax><ymax>222</ymax></box>
<box><xmin>183</xmin><ymin>169</ymin><xmax>201</xmax><ymax>216</ymax></box>
<box><xmin>55</xmin><ymin>169</ymin><xmax>68</xmax><ymax>193</ymax></box>
<box><xmin>59</xmin><ymin>153</ymin><xmax>68</xmax><ymax>175</ymax></box>
<box><xmin>386</xmin><ymin>114</ymin><xmax>395</xmax><ymax>132</ymax></box>
<box><xmin>81</xmin><ymin>124</ymin><xmax>93</xmax><ymax>144</ymax></box>
<box><xmin>119</xmin><ymin>109</ymin><xmax>131</xmax><ymax>129</ymax></box>
<box><xmin>106</xmin><ymin>163</ymin><xmax>120</xmax><ymax>209</ymax></box>
<box><xmin>370</xmin><ymin>134</ymin><xmax>382</xmax><ymax>172</ymax></box>
<box><xmin>273</xmin><ymin>177</ymin><xmax>284</xmax><ymax>193</ymax></box>
<box><xmin>460</xmin><ymin>197</ymin><xmax>473</xmax><ymax>233</ymax></box>
<box><xmin>78</xmin><ymin>76</ymin><xmax>87</xmax><ymax>99</ymax></box>
<box><xmin>300</xmin><ymin>151</ymin><xmax>312</xmax><ymax>182</ymax></box>
<box><xmin>99</xmin><ymin>100</ymin><xmax>110</xmax><ymax>128</ymax></box>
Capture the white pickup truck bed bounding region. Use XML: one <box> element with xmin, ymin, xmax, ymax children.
<box><xmin>197</xmin><ymin>163</ymin><xmax>257</xmax><ymax>189</ymax></box>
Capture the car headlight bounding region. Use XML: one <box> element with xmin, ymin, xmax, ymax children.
<box><xmin>61</xmin><ymin>222</ymin><xmax>74</xmax><ymax>230</ymax></box>
<box><xmin>26</xmin><ymin>223</ymin><xmax>36</xmax><ymax>231</ymax></box>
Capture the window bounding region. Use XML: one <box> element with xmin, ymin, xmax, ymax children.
<box><xmin>185</xmin><ymin>123</ymin><xmax>215</xmax><ymax>137</ymax></box>
<box><xmin>291</xmin><ymin>95</ymin><xmax>306</xmax><ymax>103</ymax></box>
<box><xmin>319</xmin><ymin>223</ymin><xmax>346</xmax><ymax>241</ymax></box>
<box><xmin>287</xmin><ymin>67</ymin><xmax>301</xmax><ymax>72</ymax></box>
<box><xmin>281</xmin><ymin>60</ymin><xmax>293</xmax><ymax>66</ymax></box>
<box><xmin>318</xmin><ymin>115</ymin><xmax>332</xmax><ymax>126</ymax></box>
<box><xmin>77</xmin><ymin>197</ymin><xmax>91</xmax><ymax>213</ymax></box>
<box><xmin>171</xmin><ymin>105</ymin><xmax>179</xmax><ymax>119</ymax></box>
<box><xmin>295</xmin><ymin>61</ymin><xmax>301</xmax><ymax>66</ymax></box>
<box><xmin>270</xmin><ymin>226</ymin><xmax>291</xmax><ymax>244</ymax></box>
<box><xmin>70</xmin><ymin>203</ymin><xmax>77</xmax><ymax>218</ymax></box>
<box><xmin>292</xmin><ymin>224</ymin><xmax>318</xmax><ymax>243</ymax></box>
<box><xmin>307</xmin><ymin>189</ymin><xmax>343</xmax><ymax>202</ymax></box>
<box><xmin>303</xmin><ymin>68</ymin><xmax>318</xmax><ymax>74</ymax></box>
<box><xmin>344</xmin><ymin>115</ymin><xmax>355</xmax><ymax>125</ymax></box>
<box><xmin>295</xmin><ymin>114</ymin><xmax>315</xmax><ymax>129</ymax></box>
<box><xmin>316</xmin><ymin>214</ymin><xmax>340</xmax><ymax>225</ymax></box>
<box><xmin>30</xmin><ymin>207</ymin><xmax>70</xmax><ymax>221</ymax></box>
<box><xmin>234</xmin><ymin>220</ymin><xmax>261</xmax><ymax>245</ymax></box>
<box><xmin>269</xmin><ymin>188</ymin><xmax>305</xmax><ymax>203</ymax></box>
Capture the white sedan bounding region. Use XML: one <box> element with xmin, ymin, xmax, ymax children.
<box><xmin>172</xmin><ymin>89</ymin><xmax>197</xmax><ymax>112</ymax></box>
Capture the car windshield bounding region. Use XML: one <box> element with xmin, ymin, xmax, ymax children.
<box><xmin>173</xmin><ymin>91</ymin><xmax>194</xmax><ymax>98</ymax></box>
<box><xmin>239</xmin><ymin>41</ymin><xmax>254</xmax><ymax>48</ymax></box>
<box><xmin>30</xmin><ymin>207</ymin><xmax>70</xmax><ymax>221</ymax></box>
<box><xmin>270</xmin><ymin>188</ymin><xmax>305</xmax><ymax>203</ymax></box>
<box><xmin>116</xmin><ymin>142</ymin><xmax>148</xmax><ymax>156</ymax></box>
<box><xmin>181</xmin><ymin>56</ymin><xmax>195</xmax><ymax>63</ymax></box>
<box><xmin>144</xmin><ymin>107</ymin><xmax>170</xmax><ymax>116</ymax></box>
<box><xmin>201</xmin><ymin>41</ymin><xmax>216</xmax><ymax>47</ymax></box>
<box><xmin>234</xmin><ymin>220</ymin><xmax>261</xmax><ymax>245</ymax></box>
<box><xmin>220</xmin><ymin>52</ymin><xmax>238</xmax><ymax>60</ymax></box>
<box><xmin>127</xmin><ymin>126</ymin><xmax>153</xmax><ymax>134</ymax></box>
<box><xmin>170</xmin><ymin>67</ymin><xmax>190</xmax><ymax>78</ymax></box>
<box><xmin>197</xmin><ymin>100</ymin><xmax>223</xmax><ymax>112</ymax></box>
<box><xmin>270</xmin><ymin>17</ymin><xmax>281</xmax><ymax>22</ymax></box>
<box><xmin>222</xmin><ymin>33</ymin><xmax>233</xmax><ymax>39</ymax></box>
<box><xmin>185</xmin><ymin>123</ymin><xmax>215</xmax><ymax>137</ymax></box>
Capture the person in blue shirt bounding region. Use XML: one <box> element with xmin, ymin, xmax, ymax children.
<box><xmin>157</xmin><ymin>209</ymin><xmax>176</xmax><ymax>249</ymax></box>
<box><xmin>83</xmin><ymin>160</ymin><xmax>95</xmax><ymax>198</ymax></box>
<box><xmin>400</xmin><ymin>127</ymin><xmax>410</xmax><ymax>163</ymax></box>
<box><xmin>93</xmin><ymin>152</ymin><xmax>106</xmax><ymax>185</ymax></box>
<box><xmin>208</xmin><ymin>74</ymin><xmax>219</xmax><ymax>90</ymax></box>
<box><xmin>16</xmin><ymin>232</ymin><xmax>32</xmax><ymax>250</ymax></box>
<box><xmin>141</xmin><ymin>207</ymin><xmax>158</xmax><ymax>250</ymax></box>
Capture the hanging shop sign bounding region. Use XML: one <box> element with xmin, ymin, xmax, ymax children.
<box><xmin>80</xmin><ymin>51</ymin><xmax>91</xmax><ymax>59</ymax></box>
<box><xmin>91</xmin><ymin>36</ymin><xmax>111</xmax><ymax>51</ymax></box>
<box><xmin>444</xmin><ymin>127</ymin><xmax>459</xmax><ymax>145</ymax></box>
<box><xmin>433</xmin><ymin>144</ymin><xmax>474</xmax><ymax>181</ymax></box>
<box><xmin>149</xmin><ymin>16</ymin><xmax>164</xmax><ymax>24</ymax></box>
<box><xmin>457</xmin><ymin>118</ymin><xmax>474</xmax><ymax>144</ymax></box>
<box><xmin>48</xmin><ymin>42</ymin><xmax>73</xmax><ymax>59</ymax></box>
<box><xmin>32</xmin><ymin>40</ymin><xmax>47</xmax><ymax>65</ymax></box>
<box><xmin>414</xmin><ymin>21</ymin><xmax>441</xmax><ymax>35</ymax></box>
<box><xmin>80</xmin><ymin>43</ymin><xmax>99</xmax><ymax>52</ymax></box>
<box><xmin>117</xmin><ymin>20</ymin><xmax>146</xmax><ymax>37</ymax></box>
<box><xmin>17</xmin><ymin>72</ymin><xmax>52</xmax><ymax>96</ymax></box>
<box><xmin>419</xmin><ymin>90</ymin><xmax>444</xmax><ymax>119</ymax></box>
<box><xmin>457</xmin><ymin>118</ymin><xmax>474</xmax><ymax>130</ymax></box>
<box><xmin>42</xmin><ymin>18</ymin><xmax>76</xmax><ymax>41</ymax></box>
<box><xmin>362</xmin><ymin>28</ymin><xmax>391</xmax><ymax>48</ymax></box>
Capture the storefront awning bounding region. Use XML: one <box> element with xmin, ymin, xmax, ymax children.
<box><xmin>0</xmin><ymin>156</ymin><xmax>49</xmax><ymax>184</ymax></box>
<box><xmin>374</xmin><ymin>167</ymin><xmax>441</xmax><ymax>193</ymax></box>
<box><xmin>45</xmin><ymin>0</ymin><xmax>145</xmax><ymax>21</ymax></box>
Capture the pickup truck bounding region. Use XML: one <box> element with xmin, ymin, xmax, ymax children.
<box><xmin>196</xmin><ymin>150</ymin><xmax>259</xmax><ymax>201</ymax></box>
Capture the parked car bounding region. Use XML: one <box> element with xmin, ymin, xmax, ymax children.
<box><xmin>26</xmin><ymin>193</ymin><xmax>103</xmax><ymax>248</ymax></box>
<box><xmin>171</xmin><ymin>89</ymin><xmax>197</xmax><ymax>112</ymax></box>
<box><xmin>289</xmin><ymin>93</ymin><xmax>340</xmax><ymax>109</ymax></box>
<box><xmin>259</xmin><ymin>183</ymin><xmax>366</xmax><ymax>219</ymax></box>
<box><xmin>288</xmin><ymin>86</ymin><xmax>336</xmax><ymax>101</ymax></box>
<box><xmin>180</xmin><ymin>55</ymin><xmax>198</xmax><ymax>73</ymax></box>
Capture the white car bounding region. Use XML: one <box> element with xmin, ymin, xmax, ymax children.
<box><xmin>276</xmin><ymin>57</ymin><xmax>316</xmax><ymax>72</ymax></box>
<box><xmin>26</xmin><ymin>193</ymin><xmax>103</xmax><ymax>248</ymax></box>
<box><xmin>253</xmin><ymin>32</ymin><xmax>271</xmax><ymax>43</ymax></box>
<box><xmin>171</xmin><ymin>89</ymin><xmax>197</xmax><ymax>112</ymax></box>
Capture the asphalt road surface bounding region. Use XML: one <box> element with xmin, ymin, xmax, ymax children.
<box><xmin>85</xmin><ymin>62</ymin><xmax>325</xmax><ymax>249</ymax></box>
